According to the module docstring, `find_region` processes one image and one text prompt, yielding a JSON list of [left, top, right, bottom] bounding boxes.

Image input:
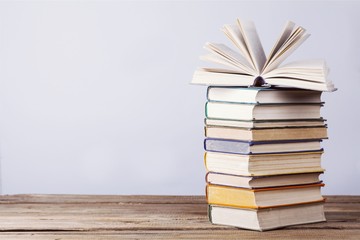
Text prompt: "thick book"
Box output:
[[204, 151, 324, 176], [207, 87, 323, 104], [204, 138, 323, 154], [206, 183, 324, 209], [209, 202, 326, 231], [206, 101, 322, 121], [206, 172, 323, 189], [191, 19, 336, 92], [205, 118, 326, 129], [205, 125, 328, 141]]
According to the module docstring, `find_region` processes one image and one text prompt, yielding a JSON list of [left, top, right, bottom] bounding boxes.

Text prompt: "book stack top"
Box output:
[[191, 19, 336, 92]]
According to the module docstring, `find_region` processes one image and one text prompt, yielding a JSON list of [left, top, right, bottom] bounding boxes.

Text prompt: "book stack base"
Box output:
[[203, 87, 328, 231]]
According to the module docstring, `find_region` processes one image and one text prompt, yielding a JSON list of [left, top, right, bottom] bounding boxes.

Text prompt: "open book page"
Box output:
[[263, 60, 328, 83], [237, 19, 266, 74], [265, 77, 335, 91], [262, 32, 310, 74], [192, 68, 254, 86], [204, 42, 256, 74], [200, 54, 245, 72], [222, 24, 254, 70], [192, 19, 336, 92], [200, 54, 254, 75], [262, 21, 296, 72], [192, 68, 336, 91]]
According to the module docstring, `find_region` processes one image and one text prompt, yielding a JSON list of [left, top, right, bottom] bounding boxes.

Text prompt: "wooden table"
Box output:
[[0, 195, 358, 239]]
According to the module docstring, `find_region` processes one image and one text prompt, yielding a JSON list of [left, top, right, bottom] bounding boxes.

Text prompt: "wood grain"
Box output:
[[0, 195, 358, 239]]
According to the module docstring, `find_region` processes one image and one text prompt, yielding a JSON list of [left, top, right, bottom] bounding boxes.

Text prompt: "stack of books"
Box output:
[[204, 87, 327, 231], [192, 20, 336, 231]]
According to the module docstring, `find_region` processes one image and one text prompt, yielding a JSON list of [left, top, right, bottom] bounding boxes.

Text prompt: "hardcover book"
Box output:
[[207, 87, 323, 104], [205, 101, 322, 121], [206, 172, 323, 189], [204, 151, 324, 176], [206, 183, 324, 209], [209, 202, 326, 231], [204, 138, 323, 154], [205, 118, 326, 129], [205, 125, 328, 141]]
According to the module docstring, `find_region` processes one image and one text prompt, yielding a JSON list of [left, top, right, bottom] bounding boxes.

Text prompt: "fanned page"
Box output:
[[203, 42, 256, 74], [237, 19, 266, 74], [262, 27, 309, 74], [262, 21, 296, 72], [222, 24, 254, 70]]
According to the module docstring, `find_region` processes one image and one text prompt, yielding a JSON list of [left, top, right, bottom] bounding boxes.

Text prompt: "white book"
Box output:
[[205, 101, 322, 121], [192, 19, 336, 92], [209, 202, 326, 231]]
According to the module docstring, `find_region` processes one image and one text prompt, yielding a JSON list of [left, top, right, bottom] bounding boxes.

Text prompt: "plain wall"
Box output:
[[0, 1, 358, 195]]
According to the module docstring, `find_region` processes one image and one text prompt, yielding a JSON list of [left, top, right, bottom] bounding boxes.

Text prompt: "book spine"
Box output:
[[204, 152, 208, 171], [206, 86, 211, 101], [208, 205, 213, 224], [205, 102, 209, 118]]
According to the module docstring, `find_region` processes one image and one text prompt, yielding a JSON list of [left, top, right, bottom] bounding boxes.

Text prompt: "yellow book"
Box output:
[[206, 183, 324, 209]]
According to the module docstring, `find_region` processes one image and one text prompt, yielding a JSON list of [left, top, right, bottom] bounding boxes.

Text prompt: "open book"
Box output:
[[192, 19, 336, 92]]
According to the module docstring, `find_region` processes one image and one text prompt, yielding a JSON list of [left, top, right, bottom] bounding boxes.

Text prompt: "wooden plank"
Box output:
[[0, 230, 359, 240], [325, 195, 360, 203], [0, 194, 358, 204], [0, 202, 358, 231], [0, 195, 358, 239], [0, 194, 207, 204]]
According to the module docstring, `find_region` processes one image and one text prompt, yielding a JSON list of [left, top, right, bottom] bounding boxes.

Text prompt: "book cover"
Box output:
[[204, 138, 323, 154], [205, 171, 323, 189], [207, 86, 323, 104], [205, 101, 323, 121], [209, 202, 326, 231], [206, 183, 325, 209], [204, 125, 328, 141]]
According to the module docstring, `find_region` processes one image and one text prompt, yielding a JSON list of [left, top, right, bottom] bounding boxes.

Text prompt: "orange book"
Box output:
[[206, 183, 324, 209]]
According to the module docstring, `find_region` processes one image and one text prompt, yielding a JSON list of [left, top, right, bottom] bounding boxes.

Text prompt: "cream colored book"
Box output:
[[205, 101, 322, 121], [205, 125, 328, 141], [205, 118, 326, 128], [206, 172, 323, 189], [204, 151, 324, 176], [209, 202, 326, 231], [192, 19, 336, 92]]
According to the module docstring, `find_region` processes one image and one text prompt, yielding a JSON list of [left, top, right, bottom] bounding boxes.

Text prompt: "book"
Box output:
[[204, 151, 324, 176], [206, 183, 324, 209], [205, 125, 328, 141], [206, 101, 322, 121], [206, 172, 323, 189], [205, 118, 326, 128], [209, 202, 326, 231], [207, 87, 322, 104], [204, 138, 322, 155], [191, 19, 336, 92]]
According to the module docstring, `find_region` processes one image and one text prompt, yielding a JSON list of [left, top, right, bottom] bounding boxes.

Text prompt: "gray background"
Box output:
[[0, 1, 358, 195]]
